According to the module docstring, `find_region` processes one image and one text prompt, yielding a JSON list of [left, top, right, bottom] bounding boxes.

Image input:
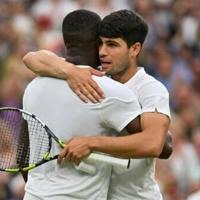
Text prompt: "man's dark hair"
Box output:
[[62, 9, 101, 67], [62, 9, 101, 48], [98, 10, 148, 47]]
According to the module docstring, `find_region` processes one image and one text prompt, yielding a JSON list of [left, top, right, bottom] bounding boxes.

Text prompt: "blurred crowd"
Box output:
[[0, 0, 200, 200]]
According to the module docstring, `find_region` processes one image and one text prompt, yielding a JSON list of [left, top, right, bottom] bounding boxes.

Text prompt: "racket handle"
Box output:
[[74, 153, 130, 174], [75, 161, 96, 174], [85, 153, 130, 168]]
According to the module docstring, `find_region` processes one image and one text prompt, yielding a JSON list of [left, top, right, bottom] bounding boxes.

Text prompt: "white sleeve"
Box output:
[[139, 82, 171, 118], [99, 97, 141, 132]]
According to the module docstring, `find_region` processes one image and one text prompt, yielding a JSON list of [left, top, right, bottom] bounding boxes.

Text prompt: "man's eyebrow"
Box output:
[[104, 39, 118, 43], [105, 40, 120, 46], [98, 37, 119, 44]]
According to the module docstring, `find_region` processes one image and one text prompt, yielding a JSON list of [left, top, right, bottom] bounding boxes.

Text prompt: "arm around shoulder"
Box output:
[[23, 50, 74, 79], [23, 50, 105, 103]]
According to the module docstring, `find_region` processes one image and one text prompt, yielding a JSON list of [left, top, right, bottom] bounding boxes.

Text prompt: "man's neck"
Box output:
[[112, 64, 138, 84], [66, 48, 99, 67]]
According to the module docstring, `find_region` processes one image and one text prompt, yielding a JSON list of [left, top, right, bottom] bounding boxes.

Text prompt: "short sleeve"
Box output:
[[139, 82, 170, 117], [141, 95, 171, 117], [99, 97, 141, 132]]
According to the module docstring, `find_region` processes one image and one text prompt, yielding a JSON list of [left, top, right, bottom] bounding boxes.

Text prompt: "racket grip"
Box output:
[[75, 161, 96, 174], [85, 153, 130, 168]]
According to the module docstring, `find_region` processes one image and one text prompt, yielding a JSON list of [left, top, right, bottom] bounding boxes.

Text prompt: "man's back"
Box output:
[[23, 75, 141, 200]]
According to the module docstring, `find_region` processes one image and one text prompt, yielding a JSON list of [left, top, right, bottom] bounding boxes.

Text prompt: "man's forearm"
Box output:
[[62, 129, 169, 165], [23, 50, 75, 79], [91, 114, 169, 158], [23, 50, 105, 103], [89, 132, 163, 158], [88, 132, 172, 159]]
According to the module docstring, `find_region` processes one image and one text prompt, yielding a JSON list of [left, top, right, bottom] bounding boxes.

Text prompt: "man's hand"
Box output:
[[58, 137, 94, 165], [23, 50, 105, 103], [67, 67, 105, 103]]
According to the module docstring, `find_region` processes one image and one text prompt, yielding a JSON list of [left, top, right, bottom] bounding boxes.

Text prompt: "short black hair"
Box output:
[[98, 9, 148, 47], [62, 9, 101, 48]]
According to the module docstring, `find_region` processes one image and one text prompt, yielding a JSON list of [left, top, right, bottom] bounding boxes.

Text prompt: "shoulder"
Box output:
[[137, 70, 169, 98], [28, 76, 65, 84], [24, 77, 68, 97], [143, 77, 169, 96], [26, 77, 66, 89], [93, 75, 137, 101], [135, 70, 170, 116], [126, 67, 169, 96]]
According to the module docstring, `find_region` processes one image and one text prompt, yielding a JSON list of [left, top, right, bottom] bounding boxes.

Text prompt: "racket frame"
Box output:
[[0, 107, 130, 173]]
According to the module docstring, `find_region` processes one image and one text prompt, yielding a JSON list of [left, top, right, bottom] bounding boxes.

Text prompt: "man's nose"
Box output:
[[99, 44, 107, 57]]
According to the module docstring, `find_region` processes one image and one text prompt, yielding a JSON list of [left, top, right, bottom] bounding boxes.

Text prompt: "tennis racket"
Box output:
[[0, 107, 130, 174]]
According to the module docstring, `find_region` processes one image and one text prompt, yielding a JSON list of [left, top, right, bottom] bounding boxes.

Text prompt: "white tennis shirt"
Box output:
[[108, 67, 171, 200], [23, 73, 141, 200]]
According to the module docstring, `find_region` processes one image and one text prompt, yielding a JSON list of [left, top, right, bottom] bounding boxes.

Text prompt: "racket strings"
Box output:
[[27, 115, 50, 164], [0, 110, 19, 169], [0, 109, 50, 170]]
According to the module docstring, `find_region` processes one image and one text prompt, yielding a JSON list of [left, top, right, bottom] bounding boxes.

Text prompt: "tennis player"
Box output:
[[23, 10, 172, 200], [23, 10, 142, 200]]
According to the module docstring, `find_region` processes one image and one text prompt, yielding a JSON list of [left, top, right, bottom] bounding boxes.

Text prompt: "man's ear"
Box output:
[[129, 42, 142, 58]]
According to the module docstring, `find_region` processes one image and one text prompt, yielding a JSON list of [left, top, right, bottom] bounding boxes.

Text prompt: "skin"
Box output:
[[58, 37, 170, 164], [23, 37, 171, 165], [99, 37, 139, 83], [23, 50, 105, 103]]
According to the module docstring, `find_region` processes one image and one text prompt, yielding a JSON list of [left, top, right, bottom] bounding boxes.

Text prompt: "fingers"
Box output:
[[90, 68, 105, 77], [89, 68, 105, 99], [75, 86, 101, 103], [75, 82, 104, 103], [58, 146, 68, 164], [75, 89, 89, 103], [58, 147, 85, 166], [80, 86, 100, 103], [90, 80, 105, 100], [67, 67, 105, 103], [58, 147, 79, 165], [65, 150, 82, 166]]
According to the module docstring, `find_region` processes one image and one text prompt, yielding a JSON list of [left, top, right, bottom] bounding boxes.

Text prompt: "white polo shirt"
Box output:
[[23, 73, 141, 200], [108, 67, 170, 200]]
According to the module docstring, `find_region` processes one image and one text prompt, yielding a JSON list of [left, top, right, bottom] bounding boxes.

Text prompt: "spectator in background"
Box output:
[[153, 51, 174, 92], [157, 114, 200, 200], [191, 127, 200, 166], [169, 114, 192, 198], [191, 57, 200, 97], [0, 173, 13, 200], [187, 125, 200, 200], [172, 44, 194, 85], [0, 0, 200, 200], [171, 82, 200, 139]]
